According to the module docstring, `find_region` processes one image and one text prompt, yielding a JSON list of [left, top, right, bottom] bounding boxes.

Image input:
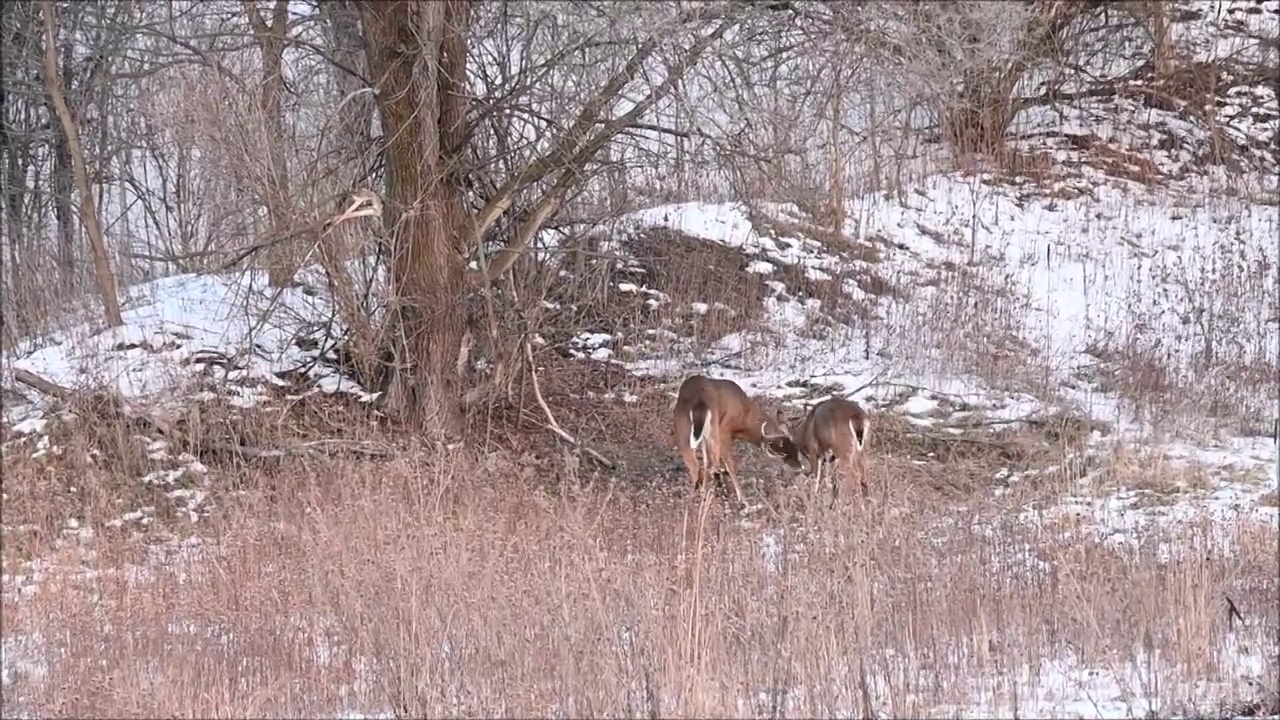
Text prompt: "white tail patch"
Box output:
[[689, 409, 705, 450], [850, 419, 864, 450]]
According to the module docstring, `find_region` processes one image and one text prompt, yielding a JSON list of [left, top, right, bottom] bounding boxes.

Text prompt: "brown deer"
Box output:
[[672, 375, 798, 505], [779, 397, 871, 505]]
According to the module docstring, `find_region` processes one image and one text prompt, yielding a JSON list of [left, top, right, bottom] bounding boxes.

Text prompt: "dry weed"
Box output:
[[3, 440, 1275, 718]]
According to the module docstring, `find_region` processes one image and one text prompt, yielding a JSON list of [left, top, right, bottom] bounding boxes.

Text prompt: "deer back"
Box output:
[[797, 397, 868, 458], [676, 375, 784, 444]]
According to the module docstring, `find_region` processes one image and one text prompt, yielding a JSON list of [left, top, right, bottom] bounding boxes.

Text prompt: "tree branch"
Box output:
[[477, 12, 741, 283], [470, 4, 740, 248]]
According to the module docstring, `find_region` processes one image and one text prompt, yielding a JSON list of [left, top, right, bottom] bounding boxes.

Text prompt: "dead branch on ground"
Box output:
[[523, 338, 615, 469], [10, 367, 394, 463]]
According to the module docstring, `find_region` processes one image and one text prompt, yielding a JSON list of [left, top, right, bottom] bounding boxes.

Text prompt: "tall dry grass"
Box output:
[[3, 441, 1275, 719]]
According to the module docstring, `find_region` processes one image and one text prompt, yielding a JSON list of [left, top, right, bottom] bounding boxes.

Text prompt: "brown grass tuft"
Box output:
[[4, 431, 1275, 718]]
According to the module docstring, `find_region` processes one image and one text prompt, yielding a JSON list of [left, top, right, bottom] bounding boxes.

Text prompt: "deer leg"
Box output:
[[703, 432, 726, 497], [814, 450, 824, 507], [719, 442, 747, 506], [704, 431, 726, 486], [857, 448, 880, 506], [833, 453, 852, 503], [854, 448, 870, 500], [829, 454, 843, 509]]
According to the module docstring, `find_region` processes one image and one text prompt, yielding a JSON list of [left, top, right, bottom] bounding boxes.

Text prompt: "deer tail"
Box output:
[[689, 401, 710, 449], [850, 418, 867, 450]]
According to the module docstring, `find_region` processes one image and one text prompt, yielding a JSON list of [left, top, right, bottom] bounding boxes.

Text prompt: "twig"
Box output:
[[523, 338, 615, 469], [843, 367, 892, 398], [697, 347, 748, 368], [1226, 595, 1245, 630]]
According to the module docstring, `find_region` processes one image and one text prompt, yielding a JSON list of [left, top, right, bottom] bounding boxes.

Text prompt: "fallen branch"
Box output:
[[523, 338, 615, 469], [293, 439, 397, 458], [697, 348, 748, 369], [854, 380, 973, 402], [902, 430, 1016, 448], [12, 367, 73, 400], [9, 367, 392, 464], [844, 368, 892, 398], [955, 416, 1035, 427]]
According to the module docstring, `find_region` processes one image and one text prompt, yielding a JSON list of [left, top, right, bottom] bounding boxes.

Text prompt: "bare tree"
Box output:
[[1, 1, 38, 339], [356, 1, 747, 434], [38, 0, 122, 328], [318, 0, 375, 191], [357, 0, 473, 435], [243, 0, 297, 287], [4, 0, 1271, 443], [1145, 0, 1175, 77]]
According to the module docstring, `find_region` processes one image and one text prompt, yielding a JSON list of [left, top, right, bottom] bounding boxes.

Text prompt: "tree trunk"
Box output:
[[244, 0, 296, 288], [359, 0, 471, 439], [826, 69, 846, 238], [320, 0, 374, 192], [944, 67, 1019, 156], [39, 0, 122, 328], [1, 2, 31, 333], [49, 40, 75, 291], [942, 1, 1089, 159], [1148, 1, 1174, 78]]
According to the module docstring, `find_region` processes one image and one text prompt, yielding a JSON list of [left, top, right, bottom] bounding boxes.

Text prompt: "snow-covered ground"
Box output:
[[4, 173, 1276, 717], [4, 1, 1278, 711]]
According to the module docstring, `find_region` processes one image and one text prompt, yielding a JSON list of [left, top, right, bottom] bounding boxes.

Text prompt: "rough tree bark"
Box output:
[[354, 2, 738, 434], [38, 0, 123, 328], [243, 0, 297, 288], [826, 67, 846, 238], [358, 0, 472, 438]]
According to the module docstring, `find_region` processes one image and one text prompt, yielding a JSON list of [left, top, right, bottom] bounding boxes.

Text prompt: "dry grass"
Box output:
[[623, 228, 772, 346], [3, 427, 1276, 719]]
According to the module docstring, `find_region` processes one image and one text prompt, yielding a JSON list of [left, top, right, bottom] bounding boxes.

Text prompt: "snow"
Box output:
[[3, 269, 376, 424], [13, 177, 1274, 717], [9, 418, 47, 435], [5, 167, 1278, 714], [936, 637, 1272, 719], [615, 176, 1277, 430], [4, 4, 1279, 713]]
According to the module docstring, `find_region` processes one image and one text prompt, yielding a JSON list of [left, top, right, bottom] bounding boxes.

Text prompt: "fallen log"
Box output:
[[12, 367, 73, 400]]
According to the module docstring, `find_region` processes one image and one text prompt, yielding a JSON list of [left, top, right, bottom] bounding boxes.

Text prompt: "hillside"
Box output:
[[2, 1, 1279, 717]]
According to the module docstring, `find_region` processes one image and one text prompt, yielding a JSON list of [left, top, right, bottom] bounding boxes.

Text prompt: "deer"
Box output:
[[778, 396, 871, 506], [672, 375, 799, 506]]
